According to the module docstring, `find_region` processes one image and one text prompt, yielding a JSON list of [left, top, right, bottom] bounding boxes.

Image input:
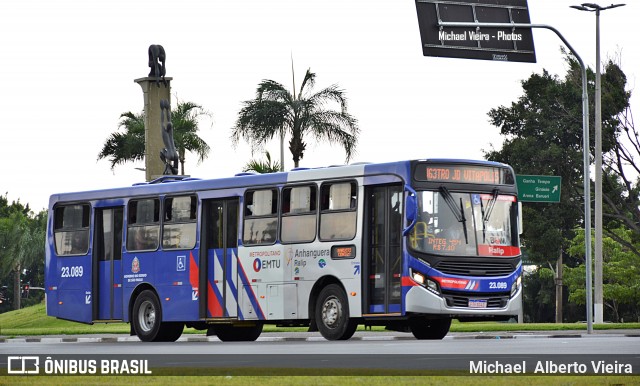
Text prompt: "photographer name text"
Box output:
[[439, 31, 522, 41], [470, 359, 632, 374]]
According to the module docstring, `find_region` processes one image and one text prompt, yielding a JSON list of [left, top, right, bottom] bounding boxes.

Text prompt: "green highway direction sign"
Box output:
[[516, 175, 561, 203]]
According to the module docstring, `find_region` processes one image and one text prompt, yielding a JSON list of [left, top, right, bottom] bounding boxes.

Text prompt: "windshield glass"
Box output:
[[410, 190, 519, 257]]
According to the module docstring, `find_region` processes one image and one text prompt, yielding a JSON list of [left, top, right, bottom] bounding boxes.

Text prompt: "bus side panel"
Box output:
[[289, 243, 362, 319], [53, 255, 93, 323], [156, 249, 200, 321], [121, 249, 200, 322]]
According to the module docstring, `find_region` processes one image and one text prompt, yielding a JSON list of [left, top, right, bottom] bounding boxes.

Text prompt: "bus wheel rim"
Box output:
[[322, 296, 341, 328], [138, 300, 156, 332]]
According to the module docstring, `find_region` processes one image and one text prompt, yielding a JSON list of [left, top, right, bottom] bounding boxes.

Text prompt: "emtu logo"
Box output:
[[253, 258, 262, 272]]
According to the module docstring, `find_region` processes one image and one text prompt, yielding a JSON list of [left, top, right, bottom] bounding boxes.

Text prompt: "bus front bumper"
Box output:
[[405, 284, 522, 317]]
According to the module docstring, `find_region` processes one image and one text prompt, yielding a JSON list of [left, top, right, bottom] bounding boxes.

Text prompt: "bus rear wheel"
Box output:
[[315, 284, 357, 341], [133, 290, 183, 342], [212, 323, 263, 342], [409, 316, 451, 340]]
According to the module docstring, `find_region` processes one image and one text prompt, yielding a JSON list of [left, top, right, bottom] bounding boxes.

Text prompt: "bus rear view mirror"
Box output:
[[518, 202, 523, 235], [403, 185, 418, 236]]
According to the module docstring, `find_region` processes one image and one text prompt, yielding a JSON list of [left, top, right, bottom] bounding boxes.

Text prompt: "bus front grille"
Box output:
[[435, 260, 515, 277]]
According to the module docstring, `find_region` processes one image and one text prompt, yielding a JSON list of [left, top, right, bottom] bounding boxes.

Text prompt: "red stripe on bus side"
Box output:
[[401, 276, 420, 287], [189, 251, 198, 289], [207, 282, 223, 317]]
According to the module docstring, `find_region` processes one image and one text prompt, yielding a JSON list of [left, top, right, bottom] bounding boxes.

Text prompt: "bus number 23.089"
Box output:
[[61, 266, 84, 278], [489, 281, 507, 289]]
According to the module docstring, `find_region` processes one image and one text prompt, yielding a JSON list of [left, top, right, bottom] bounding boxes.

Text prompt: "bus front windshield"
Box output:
[[410, 189, 519, 257]]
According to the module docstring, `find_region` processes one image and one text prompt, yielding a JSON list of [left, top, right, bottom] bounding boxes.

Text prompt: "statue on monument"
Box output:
[[160, 99, 178, 175], [148, 44, 167, 86]]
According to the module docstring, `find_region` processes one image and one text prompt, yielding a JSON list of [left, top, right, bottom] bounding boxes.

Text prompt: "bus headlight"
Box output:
[[412, 271, 425, 285], [426, 278, 440, 295], [511, 275, 522, 297], [411, 269, 441, 295]]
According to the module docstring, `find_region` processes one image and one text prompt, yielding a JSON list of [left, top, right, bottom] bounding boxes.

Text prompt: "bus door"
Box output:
[[363, 184, 403, 314], [93, 207, 124, 321], [200, 198, 239, 319]]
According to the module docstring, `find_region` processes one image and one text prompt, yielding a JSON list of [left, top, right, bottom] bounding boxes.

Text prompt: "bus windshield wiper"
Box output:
[[438, 186, 468, 244], [480, 189, 499, 243], [483, 189, 499, 223]]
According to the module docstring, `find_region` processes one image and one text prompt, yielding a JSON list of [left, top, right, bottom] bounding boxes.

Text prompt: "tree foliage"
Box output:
[[565, 228, 640, 322], [98, 100, 211, 175], [485, 54, 631, 265], [0, 194, 46, 311], [243, 151, 281, 174], [232, 68, 359, 169], [484, 53, 634, 322]]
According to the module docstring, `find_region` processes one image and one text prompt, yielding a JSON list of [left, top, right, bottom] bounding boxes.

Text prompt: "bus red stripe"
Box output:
[[207, 282, 223, 317], [189, 252, 198, 289], [401, 276, 419, 287]]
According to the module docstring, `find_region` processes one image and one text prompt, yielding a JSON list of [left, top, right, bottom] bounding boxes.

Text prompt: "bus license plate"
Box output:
[[469, 299, 487, 308]]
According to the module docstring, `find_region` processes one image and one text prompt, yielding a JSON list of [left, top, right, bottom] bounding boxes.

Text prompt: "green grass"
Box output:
[[1, 303, 638, 337]]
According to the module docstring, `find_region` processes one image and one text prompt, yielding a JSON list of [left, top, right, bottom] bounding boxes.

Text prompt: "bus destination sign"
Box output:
[[414, 164, 514, 185]]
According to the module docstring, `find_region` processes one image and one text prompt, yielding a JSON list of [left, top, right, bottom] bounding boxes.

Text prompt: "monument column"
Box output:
[[134, 77, 172, 181]]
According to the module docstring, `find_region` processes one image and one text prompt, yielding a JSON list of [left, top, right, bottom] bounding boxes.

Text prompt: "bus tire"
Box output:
[[157, 322, 184, 342], [409, 317, 451, 340], [214, 323, 263, 342], [315, 284, 357, 341], [132, 290, 163, 342]]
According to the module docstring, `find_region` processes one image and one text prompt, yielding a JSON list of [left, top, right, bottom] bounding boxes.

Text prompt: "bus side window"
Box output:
[[162, 195, 197, 249], [281, 185, 317, 243], [53, 204, 91, 256], [243, 189, 278, 246], [127, 198, 160, 251], [319, 181, 357, 241]]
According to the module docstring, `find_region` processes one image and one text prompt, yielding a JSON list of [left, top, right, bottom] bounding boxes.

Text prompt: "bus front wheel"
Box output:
[[315, 284, 357, 341], [409, 316, 452, 340]]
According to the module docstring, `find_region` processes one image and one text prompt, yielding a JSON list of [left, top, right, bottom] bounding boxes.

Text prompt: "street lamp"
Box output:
[[571, 3, 626, 325]]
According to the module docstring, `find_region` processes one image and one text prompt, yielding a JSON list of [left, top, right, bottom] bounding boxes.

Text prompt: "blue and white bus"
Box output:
[[45, 158, 522, 341]]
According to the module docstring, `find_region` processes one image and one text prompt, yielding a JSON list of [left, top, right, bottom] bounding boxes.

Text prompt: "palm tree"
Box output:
[[170, 101, 212, 175], [242, 151, 281, 174], [98, 101, 211, 175], [98, 112, 146, 170], [232, 68, 359, 169]]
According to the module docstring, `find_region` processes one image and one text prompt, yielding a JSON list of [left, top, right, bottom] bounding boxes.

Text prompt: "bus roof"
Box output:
[[48, 158, 510, 207]]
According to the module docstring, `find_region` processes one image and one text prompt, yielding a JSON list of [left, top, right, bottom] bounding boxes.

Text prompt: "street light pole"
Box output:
[[571, 3, 626, 325]]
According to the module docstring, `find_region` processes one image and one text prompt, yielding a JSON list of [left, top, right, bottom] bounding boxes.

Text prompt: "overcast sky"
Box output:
[[1, 0, 638, 212]]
